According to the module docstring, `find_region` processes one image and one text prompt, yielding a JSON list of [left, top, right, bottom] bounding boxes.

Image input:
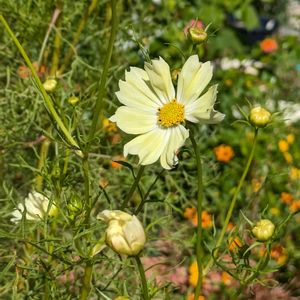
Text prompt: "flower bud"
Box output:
[[98, 210, 146, 256], [43, 79, 57, 92], [188, 27, 208, 43], [249, 106, 271, 128], [68, 96, 80, 105], [252, 219, 275, 241]]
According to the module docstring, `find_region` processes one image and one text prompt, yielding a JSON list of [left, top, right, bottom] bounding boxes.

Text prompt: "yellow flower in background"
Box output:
[[187, 294, 205, 300], [270, 207, 280, 216], [110, 55, 224, 169], [11, 191, 57, 222], [103, 118, 118, 133], [183, 207, 212, 228], [213, 144, 234, 163], [278, 139, 289, 153], [251, 177, 263, 193], [290, 167, 300, 180], [287, 134, 295, 144], [283, 152, 293, 163]]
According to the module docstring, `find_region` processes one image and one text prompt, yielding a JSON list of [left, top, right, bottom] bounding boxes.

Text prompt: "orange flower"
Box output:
[[221, 271, 233, 286], [214, 144, 234, 163], [270, 245, 288, 265], [188, 261, 198, 287], [184, 207, 197, 219], [228, 237, 242, 252], [289, 200, 300, 213], [111, 155, 125, 169], [278, 139, 289, 153], [280, 192, 293, 205], [260, 38, 278, 53], [191, 211, 212, 228], [187, 294, 205, 300], [226, 222, 235, 232]]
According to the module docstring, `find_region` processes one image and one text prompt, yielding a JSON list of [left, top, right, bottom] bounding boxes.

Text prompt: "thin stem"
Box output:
[[59, 0, 99, 74], [121, 165, 145, 210], [87, 0, 118, 146], [0, 15, 80, 152], [204, 129, 259, 275], [134, 256, 149, 300], [82, 153, 91, 224], [80, 261, 94, 300], [190, 133, 204, 299]]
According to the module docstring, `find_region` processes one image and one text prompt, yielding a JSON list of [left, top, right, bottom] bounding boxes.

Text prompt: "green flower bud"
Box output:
[[249, 106, 271, 128], [43, 79, 57, 92], [98, 210, 146, 256], [188, 27, 208, 43], [252, 219, 275, 241]]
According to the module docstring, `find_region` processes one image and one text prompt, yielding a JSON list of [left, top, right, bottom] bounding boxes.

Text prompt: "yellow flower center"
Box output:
[[158, 99, 184, 127]]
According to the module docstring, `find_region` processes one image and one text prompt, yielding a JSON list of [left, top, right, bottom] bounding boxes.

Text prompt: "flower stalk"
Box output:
[[204, 128, 259, 275], [134, 256, 149, 300], [80, 261, 94, 300], [190, 132, 204, 299]]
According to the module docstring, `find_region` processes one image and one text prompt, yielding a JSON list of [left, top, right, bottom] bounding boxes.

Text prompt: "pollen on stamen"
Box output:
[[158, 99, 185, 127]]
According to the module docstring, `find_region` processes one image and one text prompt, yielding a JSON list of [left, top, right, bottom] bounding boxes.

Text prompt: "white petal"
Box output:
[[185, 84, 218, 122], [160, 125, 189, 169], [124, 128, 169, 166], [116, 67, 162, 111], [110, 106, 157, 134], [177, 55, 213, 104], [145, 57, 175, 103]]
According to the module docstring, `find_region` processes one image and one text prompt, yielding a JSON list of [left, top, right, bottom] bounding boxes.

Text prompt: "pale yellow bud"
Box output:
[[252, 219, 275, 241], [43, 79, 57, 92], [98, 210, 146, 256], [249, 106, 271, 128], [68, 96, 80, 105], [188, 27, 208, 43]]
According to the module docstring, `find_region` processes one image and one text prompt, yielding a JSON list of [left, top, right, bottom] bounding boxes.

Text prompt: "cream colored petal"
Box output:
[[185, 84, 219, 123], [145, 57, 175, 103], [110, 106, 157, 134], [11, 209, 23, 223], [124, 128, 169, 166], [160, 125, 189, 169], [108, 234, 131, 255], [116, 67, 162, 111], [177, 55, 213, 104]]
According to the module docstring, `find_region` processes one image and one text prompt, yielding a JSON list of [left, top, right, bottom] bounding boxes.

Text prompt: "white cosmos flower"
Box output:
[[11, 191, 57, 223], [110, 55, 224, 169]]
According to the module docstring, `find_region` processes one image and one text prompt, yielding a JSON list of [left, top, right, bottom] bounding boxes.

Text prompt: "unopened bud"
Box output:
[[188, 27, 208, 43], [43, 79, 57, 92], [249, 106, 271, 128], [252, 219, 275, 241], [98, 210, 146, 256], [68, 96, 80, 105]]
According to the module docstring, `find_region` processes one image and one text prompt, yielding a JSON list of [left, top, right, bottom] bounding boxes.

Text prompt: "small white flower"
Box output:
[[11, 191, 57, 222], [110, 55, 224, 169], [98, 210, 146, 256]]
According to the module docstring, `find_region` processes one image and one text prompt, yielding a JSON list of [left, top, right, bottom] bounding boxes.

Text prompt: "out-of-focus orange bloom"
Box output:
[[228, 237, 242, 252], [111, 155, 125, 169], [278, 139, 289, 153], [103, 118, 118, 133], [17, 62, 46, 79], [287, 134, 295, 144], [251, 178, 263, 193], [280, 192, 293, 205], [283, 152, 293, 163], [214, 144, 234, 163], [188, 261, 198, 287], [187, 294, 205, 300], [184, 207, 197, 219], [184, 208, 212, 228], [221, 271, 233, 285], [260, 38, 278, 53], [289, 200, 300, 213], [290, 167, 300, 180], [270, 245, 288, 265], [226, 222, 235, 232]]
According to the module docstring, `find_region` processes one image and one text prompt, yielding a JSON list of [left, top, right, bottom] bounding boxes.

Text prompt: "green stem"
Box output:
[[80, 261, 94, 300], [87, 0, 118, 146], [190, 133, 204, 299], [0, 15, 80, 152], [204, 128, 259, 275], [134, 256, 149, 300], [59, 0, 99, 74], [82, 153, 91, 224], [121, 165, 145, 210]]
